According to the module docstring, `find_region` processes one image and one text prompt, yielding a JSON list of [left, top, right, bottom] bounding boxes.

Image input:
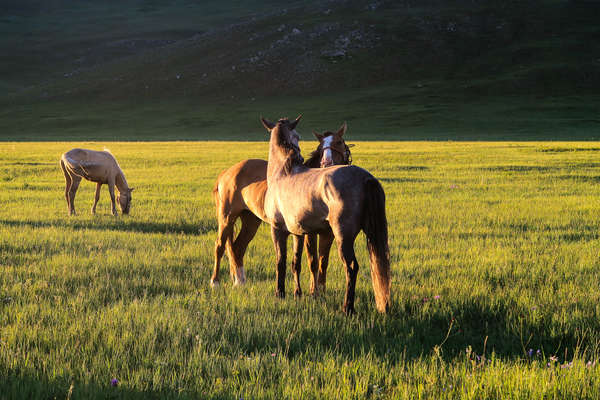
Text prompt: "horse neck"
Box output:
[[267, 129, 289, 181], [267, 145, 287, 181], [115, 170, 129, 192]]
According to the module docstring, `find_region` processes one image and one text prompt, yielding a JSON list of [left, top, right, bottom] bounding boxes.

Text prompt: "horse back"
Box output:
[[61, 148, 120, 182], [214, 159, 268, 217]]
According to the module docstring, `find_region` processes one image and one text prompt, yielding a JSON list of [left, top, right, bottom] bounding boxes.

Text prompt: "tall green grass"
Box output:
[[2, 141, 600, 398]]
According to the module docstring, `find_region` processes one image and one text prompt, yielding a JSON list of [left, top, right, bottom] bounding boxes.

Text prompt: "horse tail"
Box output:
[[362, 178, 391, 313], [212, 179, 220, 207]]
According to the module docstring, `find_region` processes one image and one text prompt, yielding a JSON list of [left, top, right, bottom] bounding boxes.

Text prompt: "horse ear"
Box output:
[[261, 116, 275, 131], [338, 121, 347, 137], [313, 130, 324, 141], [289, 114, 302, 130]]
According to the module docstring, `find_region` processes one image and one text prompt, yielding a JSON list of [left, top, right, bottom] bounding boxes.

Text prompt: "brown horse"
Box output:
[[60, 148, 133, 216], [211, 123, 352, 297], [262, 116, 390, 314]]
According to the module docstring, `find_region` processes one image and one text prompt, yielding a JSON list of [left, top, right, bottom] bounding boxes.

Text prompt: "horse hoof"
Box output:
[[233, 267, 246, 286], [294, 290, 302, 299], [233, 278, 246, 287], [210, 279, 219, 288], [343, 305, 355, 315], [275, 290, 285, 299]]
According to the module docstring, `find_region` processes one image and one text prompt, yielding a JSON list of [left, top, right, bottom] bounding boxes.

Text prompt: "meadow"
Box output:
[[2, 140, 600, 399]]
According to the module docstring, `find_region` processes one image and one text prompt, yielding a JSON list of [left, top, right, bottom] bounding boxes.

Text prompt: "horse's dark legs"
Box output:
[[291, 234, 304, 298], [317, 230, 335, 293], [337, 236, 360, 315], [227, 211, 261, 285], [271, 226, 289, 298], [91, 182, 102, 214], [304, 233, 319, 295]]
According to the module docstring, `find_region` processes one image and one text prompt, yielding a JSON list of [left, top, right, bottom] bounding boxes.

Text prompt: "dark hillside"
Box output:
[[0, 0, 599, 140]]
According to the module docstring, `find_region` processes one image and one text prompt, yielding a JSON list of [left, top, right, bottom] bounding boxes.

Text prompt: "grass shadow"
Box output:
[[0, 218, 217, 235], [0, 372, 231, 400]]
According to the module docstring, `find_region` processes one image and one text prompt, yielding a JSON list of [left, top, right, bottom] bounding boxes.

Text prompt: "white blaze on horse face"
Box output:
[[321, 135, 334, 167]]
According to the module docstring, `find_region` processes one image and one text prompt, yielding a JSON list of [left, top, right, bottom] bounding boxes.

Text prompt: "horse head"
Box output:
[[261, 115, 304, 168], [313, 122, 354, 167], [118, 187, 134, 215]]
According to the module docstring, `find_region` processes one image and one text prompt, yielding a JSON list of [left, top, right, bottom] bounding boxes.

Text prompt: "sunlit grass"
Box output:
[[2, 141, 600, 398]]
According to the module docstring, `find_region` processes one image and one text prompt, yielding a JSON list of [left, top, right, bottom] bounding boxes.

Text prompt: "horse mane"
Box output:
[[273, 120, 303, 174], [304, 144, 323, 168]]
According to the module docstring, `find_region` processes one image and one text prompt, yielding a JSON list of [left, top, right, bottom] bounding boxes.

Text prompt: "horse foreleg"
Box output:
[[304, 233, 319, 296], [317, 229, 335, 293], [91, 182, 101, 214], [291, 234, 304, 298], [107, 180, 117, 216], [271, 226, 289, 298], [336, 236, 360, 315], [229, 212, 261, 286]]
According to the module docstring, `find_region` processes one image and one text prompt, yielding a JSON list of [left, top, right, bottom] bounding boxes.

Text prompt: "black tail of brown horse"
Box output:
[[362, 178, 391, 313]]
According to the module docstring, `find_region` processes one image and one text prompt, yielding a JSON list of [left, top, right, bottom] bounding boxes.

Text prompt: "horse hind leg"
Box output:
[[211, 211, 236, 287], [228, 211, 261, 286], [60, 160, 73, 215], [330, 213, 361, 314], [291, 234, 304, 298], [317, 230, 335, 293], [68, 174, 82, 216], [304, 233, 319, 296]]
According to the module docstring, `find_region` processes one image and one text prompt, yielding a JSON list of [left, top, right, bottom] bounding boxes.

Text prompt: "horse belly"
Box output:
[[282, 204, 329, 235]]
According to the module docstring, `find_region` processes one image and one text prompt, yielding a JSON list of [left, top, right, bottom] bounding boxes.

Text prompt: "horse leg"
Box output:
[[317, 229, 335, 293], [271, 226, 289, 298], [336, 235, 360, 315], [91, 182, 101, 214], [304, 233, 319, 296], [107, 179, 117, 216], [291, 234, 304, 298], [60, 160, 73, 215], [211, 212, 236, 287], [228, 211, 261, 286], [68, 175, 82, 216]]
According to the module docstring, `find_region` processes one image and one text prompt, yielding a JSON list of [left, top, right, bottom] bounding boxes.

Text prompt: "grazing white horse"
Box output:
[[60, 148, 133, 216]]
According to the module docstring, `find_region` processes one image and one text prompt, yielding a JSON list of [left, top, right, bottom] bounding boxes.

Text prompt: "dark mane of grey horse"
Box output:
[[273, 120, 303, 175]]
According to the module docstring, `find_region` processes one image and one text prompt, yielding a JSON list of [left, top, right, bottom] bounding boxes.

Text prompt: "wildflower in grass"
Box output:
[[111, 378, 118, 387], [434, 295, 441, 300], [527, 349, 533, 357], [549, 356, 558, 362], [271, 353, 276, 357], [422, 297, 429, 302], [536, 349, 541, 356]]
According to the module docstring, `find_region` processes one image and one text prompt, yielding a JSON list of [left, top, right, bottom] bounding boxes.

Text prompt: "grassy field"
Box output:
[[2, 140, 600, 398]]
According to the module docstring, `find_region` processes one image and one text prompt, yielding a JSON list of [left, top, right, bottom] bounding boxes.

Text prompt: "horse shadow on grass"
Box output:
[[213, 275, 592, 365], [0, 218, 217, 235]]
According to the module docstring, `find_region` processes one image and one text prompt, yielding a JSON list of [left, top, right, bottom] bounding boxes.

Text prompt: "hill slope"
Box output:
[[1, 0, 599, 140]]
